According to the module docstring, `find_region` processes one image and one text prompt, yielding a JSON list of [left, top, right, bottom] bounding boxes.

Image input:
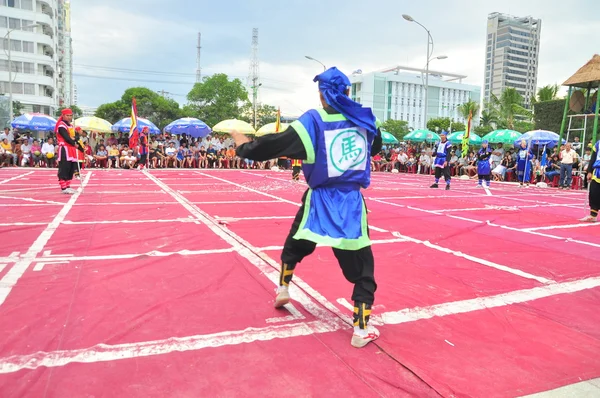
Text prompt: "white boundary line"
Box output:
[[0, 171, 34, 185], [2, 274, 599, 374], [382, 275, 600, 324], [0, 172, 93, 306]]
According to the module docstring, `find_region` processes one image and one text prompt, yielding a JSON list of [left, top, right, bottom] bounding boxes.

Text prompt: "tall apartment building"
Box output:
[[0, 0, 72, 120], [484, 12, 541, 108], [349, 66, 481, 130]]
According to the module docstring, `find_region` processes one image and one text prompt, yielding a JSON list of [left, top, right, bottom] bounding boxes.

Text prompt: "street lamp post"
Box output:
[[305, 55, 326, 71], [5, 23, 40, 125], [402, 15, 447, 129]]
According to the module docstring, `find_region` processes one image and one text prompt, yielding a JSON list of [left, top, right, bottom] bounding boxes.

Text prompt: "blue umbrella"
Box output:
[[514, 130, 564, 148], [164, 117, 211, 138], [11, 113, 57, 131], [111, 117, 160, 134]]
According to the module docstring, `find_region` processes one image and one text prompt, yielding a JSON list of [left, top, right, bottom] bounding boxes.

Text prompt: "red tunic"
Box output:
[[55, 120, 78, 162]]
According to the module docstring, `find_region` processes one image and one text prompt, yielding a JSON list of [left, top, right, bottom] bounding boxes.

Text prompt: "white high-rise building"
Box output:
[[0, 0, 72, 118], [484, 12, 541, 108], [349, 66, 481, 130]]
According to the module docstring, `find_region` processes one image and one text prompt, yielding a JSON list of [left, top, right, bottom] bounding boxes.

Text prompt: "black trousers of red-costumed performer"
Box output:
[[279, 189, 377, 328], [58, 147, 78, 190]]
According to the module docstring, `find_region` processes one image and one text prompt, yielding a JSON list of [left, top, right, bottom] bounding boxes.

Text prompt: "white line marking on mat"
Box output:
[[523, 223, 600, 232], [381, 275, 600, 324], [391, 231, 553, 284], [0, 171, 34, 185], [0, 172, 92, 306]]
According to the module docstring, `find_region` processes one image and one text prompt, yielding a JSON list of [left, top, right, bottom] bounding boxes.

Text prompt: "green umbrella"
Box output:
[[404, 129, 440, 143], [381, 130, 399, 144], [482, 129, 522, 145], [447, 131, 482, 146]]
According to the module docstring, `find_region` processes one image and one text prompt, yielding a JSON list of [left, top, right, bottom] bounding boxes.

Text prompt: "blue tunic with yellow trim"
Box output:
[[290, 108, 376, 250]]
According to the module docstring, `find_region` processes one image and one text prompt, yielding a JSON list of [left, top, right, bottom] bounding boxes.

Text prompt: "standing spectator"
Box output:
[[559, 143, 577, 189]]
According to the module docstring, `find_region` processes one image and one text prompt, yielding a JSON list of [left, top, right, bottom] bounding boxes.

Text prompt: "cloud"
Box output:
[[71, 0, 600, 121]]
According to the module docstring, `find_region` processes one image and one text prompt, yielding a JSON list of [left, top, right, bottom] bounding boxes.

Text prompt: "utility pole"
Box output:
[[196, 32, 202, 83], [248, 28, 260, 129]]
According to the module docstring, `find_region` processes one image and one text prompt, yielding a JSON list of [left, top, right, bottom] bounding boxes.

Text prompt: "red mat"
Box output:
[[1, 169, 599, 397]]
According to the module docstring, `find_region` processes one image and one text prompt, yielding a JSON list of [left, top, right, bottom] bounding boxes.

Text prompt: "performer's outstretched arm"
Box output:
[[235, 127, 307, 161]]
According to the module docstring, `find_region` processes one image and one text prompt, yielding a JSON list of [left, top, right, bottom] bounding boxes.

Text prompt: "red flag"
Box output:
[[129, 98, 139, 149]]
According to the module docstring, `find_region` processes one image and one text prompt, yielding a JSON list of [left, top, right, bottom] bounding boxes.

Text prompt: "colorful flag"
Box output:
[[275, 107, 281, 133], [129, 97, 139, 149], [461, 110, 472, 157]]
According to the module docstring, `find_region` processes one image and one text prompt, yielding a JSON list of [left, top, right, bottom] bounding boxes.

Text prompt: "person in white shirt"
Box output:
[[42, 138, 56, 167], [559, 143, 577, 189], [20, 140, 31, 166]]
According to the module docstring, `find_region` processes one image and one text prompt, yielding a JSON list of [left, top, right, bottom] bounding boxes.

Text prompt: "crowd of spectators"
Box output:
[[0, 127, 592, 189]]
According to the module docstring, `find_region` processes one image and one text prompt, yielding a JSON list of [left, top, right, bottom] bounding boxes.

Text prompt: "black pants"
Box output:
[[139, 153, 148, 165], [434, 166, 451, 183], [590, 180, 600, 214], [478, 174, 491, 182], [280, 190, 377, 305], [292, 166, 301, 180], [57, 148, 77, 181]]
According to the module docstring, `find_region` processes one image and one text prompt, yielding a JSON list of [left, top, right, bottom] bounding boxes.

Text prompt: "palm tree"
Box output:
[[480, 110, 499, 127], [457, 100, 480, 120], [490, 88, 532, 130], [532, 84, 559, 104]]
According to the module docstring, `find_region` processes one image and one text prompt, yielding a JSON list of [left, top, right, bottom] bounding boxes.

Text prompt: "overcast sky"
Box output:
[[72, 0, 598, 118]]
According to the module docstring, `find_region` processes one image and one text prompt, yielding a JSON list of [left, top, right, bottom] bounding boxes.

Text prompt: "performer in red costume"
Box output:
[[55, 108, 84, 194]]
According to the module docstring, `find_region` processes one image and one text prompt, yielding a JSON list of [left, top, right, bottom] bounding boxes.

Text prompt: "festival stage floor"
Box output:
[[0, 168, 599, 398]]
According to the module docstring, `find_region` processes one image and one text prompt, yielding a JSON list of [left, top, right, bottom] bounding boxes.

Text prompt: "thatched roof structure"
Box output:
[[563, 54, 600, 88]]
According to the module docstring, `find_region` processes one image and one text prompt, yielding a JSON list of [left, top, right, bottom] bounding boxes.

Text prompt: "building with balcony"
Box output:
[[484, 12, 541, 108], [349, 66, 481, 130], [0, 0, 73, 119]]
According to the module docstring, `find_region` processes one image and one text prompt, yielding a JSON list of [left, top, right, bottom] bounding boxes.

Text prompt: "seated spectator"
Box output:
[[95, 145, 108, 168], [42, 138, 56, 168], [108, 144, 120, 168], [31, 140, 42, 167], [20, 138, 32, 167]]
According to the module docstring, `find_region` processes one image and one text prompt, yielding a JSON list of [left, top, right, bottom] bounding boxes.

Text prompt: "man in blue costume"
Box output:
[[231, 67, 382, 348], [430, 131, 452, 190], [516, 139, 533, 187], [477, 140, 493, 188]]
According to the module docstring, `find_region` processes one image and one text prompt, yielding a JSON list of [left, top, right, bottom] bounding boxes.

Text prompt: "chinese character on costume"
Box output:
[[55, 108, 84, 194], [581, 140, 600, 222], [477, 140, 493, 188], [516, 139, 533, 187], [430, 131, 452, 190], [232, 67, 383, 348]]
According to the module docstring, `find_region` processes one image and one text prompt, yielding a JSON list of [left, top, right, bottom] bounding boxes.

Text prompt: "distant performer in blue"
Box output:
[[477, 140, 493, 188], [231, 67, 383, 348], [516, 139, 534, 187], [430, 131, 452, 190]]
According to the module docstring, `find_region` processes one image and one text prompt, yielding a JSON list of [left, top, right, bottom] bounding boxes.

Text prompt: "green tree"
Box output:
[[381, 119, 409, 140], [532, 84, 559, 104], [56, 105, 83, 119], [489, 88, 532, 130], [95, 87, 181, 128], [457, 100, 480, 120], [13, 101, 24, 117], [241, 103, 278, 128], [186, 74, 250, 127], [426, 117, 465, 133], [479, 110, 498, 128]]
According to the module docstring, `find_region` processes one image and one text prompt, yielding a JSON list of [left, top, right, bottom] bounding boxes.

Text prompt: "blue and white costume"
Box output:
[[431, 131, 452, 189], [477, 141, 493, 187], [516, 140, 534, 185]]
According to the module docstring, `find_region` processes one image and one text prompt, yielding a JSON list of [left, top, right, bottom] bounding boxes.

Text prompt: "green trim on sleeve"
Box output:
[[290, 120, 315, 164], [316, 108, 347, 122]]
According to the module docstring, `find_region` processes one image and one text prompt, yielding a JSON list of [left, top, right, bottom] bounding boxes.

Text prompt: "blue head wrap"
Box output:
[[314, 67, 377, 133], [482, 140, 489, 144], [440, 131, 448, 136]]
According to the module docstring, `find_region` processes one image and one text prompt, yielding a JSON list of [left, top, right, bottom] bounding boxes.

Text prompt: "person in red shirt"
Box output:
[[55, 109, 84, 193]]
